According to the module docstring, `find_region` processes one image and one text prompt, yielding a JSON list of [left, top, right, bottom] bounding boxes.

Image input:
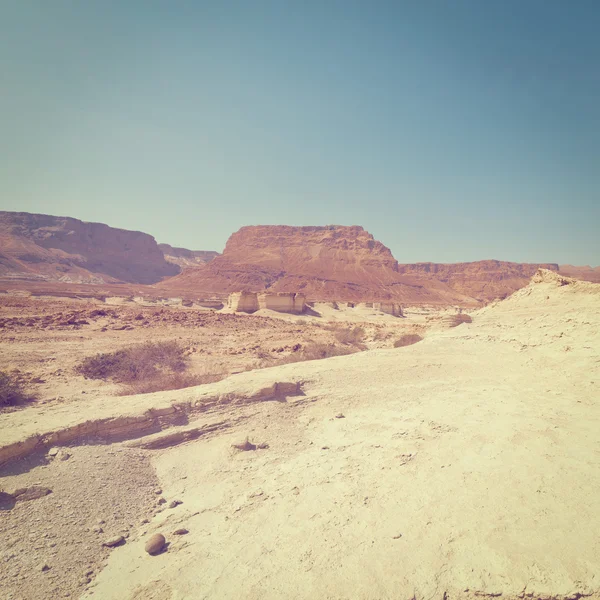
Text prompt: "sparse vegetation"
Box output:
[[77, 341, 188, 384], [77, 341, 227, 395], [333, 325, 366, 346], [0, 370, 34, 408], [393, 334, 423, 348], [258, 341, 356, 369]]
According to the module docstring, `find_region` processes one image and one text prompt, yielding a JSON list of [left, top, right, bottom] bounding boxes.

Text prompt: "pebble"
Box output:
[[102, 536, 124, 548], [172, 529, 188, 535], [168, 499, 182, 509]]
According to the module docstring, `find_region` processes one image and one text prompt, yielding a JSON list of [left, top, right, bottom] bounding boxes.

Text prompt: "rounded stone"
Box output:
[[144, 533, 166, 555], [102, 535, 124, 548]]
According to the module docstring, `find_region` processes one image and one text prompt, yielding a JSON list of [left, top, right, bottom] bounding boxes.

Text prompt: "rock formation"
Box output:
[[228, 291, 306, 314], [258, 292, 306, 313], [372, 302, 403, 317], [158, 244, 219, 269], [159, 225, 478, 305], [2, 213, 596, 306], [0, 212, 179, 284], [227, 292, 260, 313]]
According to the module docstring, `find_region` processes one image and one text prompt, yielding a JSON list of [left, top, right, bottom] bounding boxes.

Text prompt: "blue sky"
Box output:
[[1, 1, 598, 264]]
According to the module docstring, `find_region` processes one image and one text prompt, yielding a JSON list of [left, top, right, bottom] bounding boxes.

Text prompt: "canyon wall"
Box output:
[[0, 212, 180, 284]]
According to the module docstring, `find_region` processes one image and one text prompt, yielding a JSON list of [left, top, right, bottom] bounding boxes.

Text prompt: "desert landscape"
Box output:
[[2, 2, 599, 598], [0, 210, 598, 600]]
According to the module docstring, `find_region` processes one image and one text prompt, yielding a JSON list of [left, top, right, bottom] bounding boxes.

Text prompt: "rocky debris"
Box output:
[[144, 533, 166, 555], [232, 438, 269, 452], [335, 413, 345, 419], [172, 529, 189, 535], [168, 499, 182, 509], [0, 446, 159, 600]]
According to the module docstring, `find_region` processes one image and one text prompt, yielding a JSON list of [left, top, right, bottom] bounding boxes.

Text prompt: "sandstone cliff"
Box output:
[[0, 212, 179, 284]]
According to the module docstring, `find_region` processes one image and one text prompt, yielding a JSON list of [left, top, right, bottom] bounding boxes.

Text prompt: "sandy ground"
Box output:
[[0, 295, 429, 408], [1, 271, 599, 599]]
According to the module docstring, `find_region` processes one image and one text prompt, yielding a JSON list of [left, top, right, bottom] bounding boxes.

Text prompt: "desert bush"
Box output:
[[0, 371, 34, 407], [258, 342, 356, 369], [393, 334, 423, 348], [77, 341, 187, 383], [333, 326, 365, 346]]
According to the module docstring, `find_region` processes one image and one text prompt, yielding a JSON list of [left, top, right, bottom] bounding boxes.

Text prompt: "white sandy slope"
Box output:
[[7, 270, 600, 600]]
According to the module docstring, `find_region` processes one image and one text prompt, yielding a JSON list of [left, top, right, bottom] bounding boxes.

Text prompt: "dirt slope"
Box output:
[[1, 270, 598, 599]]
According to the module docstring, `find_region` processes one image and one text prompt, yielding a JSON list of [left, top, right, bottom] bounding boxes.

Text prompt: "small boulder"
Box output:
[[168, 499, 182, 509], [145, 533, 166, 555], [12, 486, 52, 502], [102, 536, 124, 548]]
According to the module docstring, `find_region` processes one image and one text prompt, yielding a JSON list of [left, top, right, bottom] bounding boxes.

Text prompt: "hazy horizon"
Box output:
[[1, 1, 599, 265]]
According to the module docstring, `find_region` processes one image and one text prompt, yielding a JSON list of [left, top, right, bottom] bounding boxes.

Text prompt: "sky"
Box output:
[[1, 0, 598, 265]]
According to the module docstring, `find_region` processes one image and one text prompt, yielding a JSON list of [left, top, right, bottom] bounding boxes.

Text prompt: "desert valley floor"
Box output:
[[0, 270, 599, 600]]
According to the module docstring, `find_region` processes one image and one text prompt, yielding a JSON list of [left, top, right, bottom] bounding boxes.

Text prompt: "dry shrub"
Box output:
[[333, 326, 366, 346], [259, 342, 356, 369], [393, 334, 423, 348], [77, 341, 187, 383], [0, 371, 34, 408], [77, 341, 226, 395]]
